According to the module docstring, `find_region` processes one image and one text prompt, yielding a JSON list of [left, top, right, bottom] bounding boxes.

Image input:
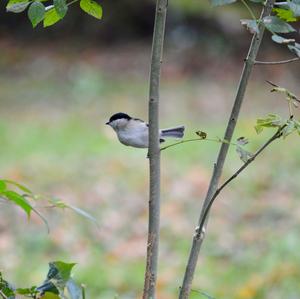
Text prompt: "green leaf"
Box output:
[[278, 1, 300, 17], [3, 179, 32, 194], [2, 190, 32, 217], [43, 8, 62, 27], [273, 8, 297, 22], [79, 0, 102, 19], [255, 113, 283, 134], [249, 0, 264, 2], [53, 261, 76, 281], [271, 34, 295, 44], [40, 293, 60, 299], [54, 0, 68, 18], [0, 180, 6, 192], [28, 1, 45, 27], [16, 287, 37, 296], [240, 19, 259, 34], [211, 0, 236, 6], [6, 0, 30, 13], [263, 16, 296, 33], [288, 43, 300, 57]]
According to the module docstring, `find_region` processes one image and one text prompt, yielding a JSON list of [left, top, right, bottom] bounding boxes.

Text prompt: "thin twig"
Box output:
[[160, 138, 235, 151], [198, 126, 284, 234], [67, 0, 79, 7], [266, 80, 300, 104], [255, 57, 299, 65], [179, 1, 275, 298], [241, 0, 257, 21], [143, 0, 168, 298]]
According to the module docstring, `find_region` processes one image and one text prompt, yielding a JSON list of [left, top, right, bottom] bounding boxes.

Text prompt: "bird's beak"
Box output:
[[105, 122, 110, 125]]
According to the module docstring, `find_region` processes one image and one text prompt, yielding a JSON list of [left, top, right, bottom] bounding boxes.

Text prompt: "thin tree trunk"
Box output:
[[179, 1, 275, 298], [143, 0, 168, 298]]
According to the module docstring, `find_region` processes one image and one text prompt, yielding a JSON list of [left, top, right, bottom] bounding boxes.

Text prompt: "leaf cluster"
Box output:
[[0, 261, 84, 299], [0, 179, 98, 230], [235, 83, 300, 163], [212, 0, 300, 58], [0, 179, 41, 219], [6, 0, 102, 28]]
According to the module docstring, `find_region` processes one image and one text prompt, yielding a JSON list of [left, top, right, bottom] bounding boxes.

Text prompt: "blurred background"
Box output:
[[1, 0, 300, 298]]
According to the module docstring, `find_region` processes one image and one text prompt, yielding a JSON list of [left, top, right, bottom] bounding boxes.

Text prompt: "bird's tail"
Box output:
[[161, 126, 185, 138]]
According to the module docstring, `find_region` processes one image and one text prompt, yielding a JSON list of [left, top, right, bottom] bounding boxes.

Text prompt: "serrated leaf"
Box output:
[[273, 8, 297, 22], [271, 34, 295, 44], [28, 1, 45, 27], [255, 113, 283, 134], [80, 0, 102, 19], [6, 0, 30, 13], [211, 0, 237, 6], [43, 8, 62, 27], [0, 180, 6, 192], [288, 43, 300, 57], [263, 16, 296, 33], [54, 0, 67, 18], [2, 190, 32, 216], [240, 19, 259, 34]]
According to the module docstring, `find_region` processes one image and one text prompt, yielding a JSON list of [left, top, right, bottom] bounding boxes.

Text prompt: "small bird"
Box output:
[[106, 112, 185, 148]]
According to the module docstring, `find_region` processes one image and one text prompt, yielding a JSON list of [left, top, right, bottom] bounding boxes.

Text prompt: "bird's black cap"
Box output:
[[106, 112, 131, 125]]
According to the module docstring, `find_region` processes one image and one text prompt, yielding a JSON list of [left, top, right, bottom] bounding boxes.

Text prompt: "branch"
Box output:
[[255, 57, 300, 65], [179, 1, 275, 298], [143, 0, 168, 298], [160, 137, 235, 152], [198, 127, 284, 235]]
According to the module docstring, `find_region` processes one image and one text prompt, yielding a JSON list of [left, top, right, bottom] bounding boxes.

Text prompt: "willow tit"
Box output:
[[106, 112, 185, 148]]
